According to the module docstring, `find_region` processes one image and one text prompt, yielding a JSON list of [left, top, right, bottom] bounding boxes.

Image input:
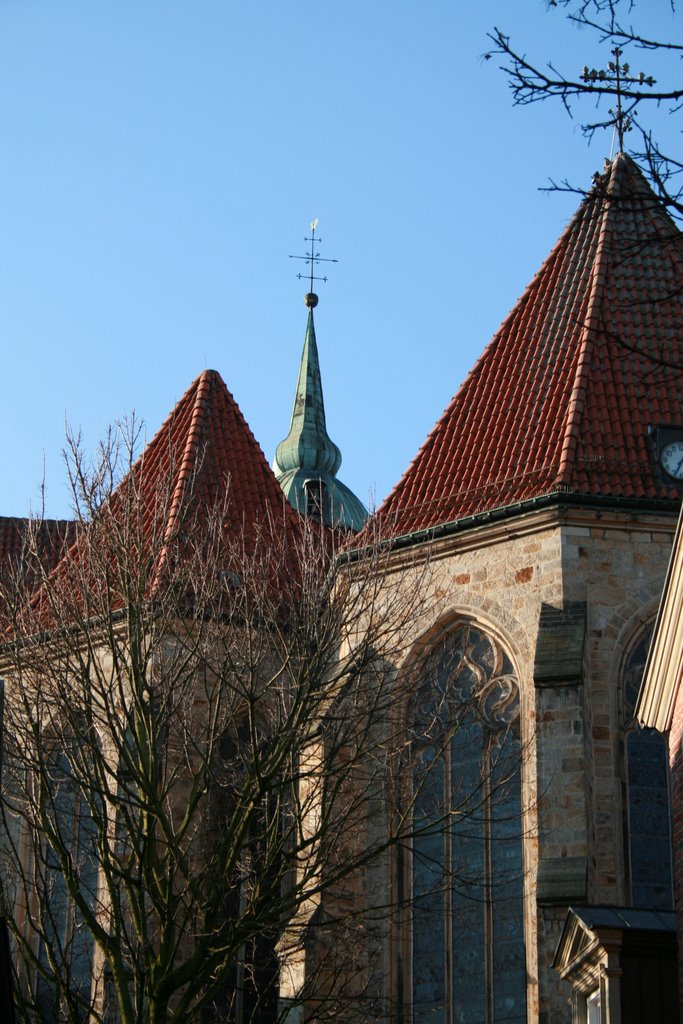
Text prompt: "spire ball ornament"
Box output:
[[304, 292, 319, 308]]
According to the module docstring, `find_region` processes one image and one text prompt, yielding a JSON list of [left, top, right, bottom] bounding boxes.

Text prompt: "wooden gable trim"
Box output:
[[638, 507, 683, 732]]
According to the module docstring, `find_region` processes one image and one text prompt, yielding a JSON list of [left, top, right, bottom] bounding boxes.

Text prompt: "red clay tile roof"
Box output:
[[0, 517, 76, 580], [3, 369, 298, 585], [6, 372, 303, 626], [128, 368, 301, 548], [376, 154, 683, 538]]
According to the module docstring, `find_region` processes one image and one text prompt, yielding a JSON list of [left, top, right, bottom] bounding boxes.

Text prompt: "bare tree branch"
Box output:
[[487, 1, 683, 214], [0, 420, 531, 1024]]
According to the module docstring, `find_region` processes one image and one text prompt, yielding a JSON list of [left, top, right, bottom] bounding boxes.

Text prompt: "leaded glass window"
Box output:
[[622, 628, 673, 910], [410, 623, 526, 1024], [35, 750, 97, 1022]]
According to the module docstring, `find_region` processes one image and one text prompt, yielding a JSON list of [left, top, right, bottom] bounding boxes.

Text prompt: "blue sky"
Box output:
[[1, 0, 679, 519]]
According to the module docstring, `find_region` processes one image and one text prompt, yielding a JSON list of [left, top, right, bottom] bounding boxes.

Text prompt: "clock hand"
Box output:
[[676, 453, 683, 476]]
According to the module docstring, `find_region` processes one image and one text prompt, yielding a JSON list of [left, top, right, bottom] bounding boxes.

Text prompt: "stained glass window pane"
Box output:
[[411, 625, 526, 1024], [490, 730, 526, 1024], [413, 756, 446, 1024], [451, 710, 486, 1024]]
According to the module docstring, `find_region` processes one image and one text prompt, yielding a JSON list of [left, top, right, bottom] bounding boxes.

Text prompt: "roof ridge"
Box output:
[[164, 370, 213, 548], [139, 370, 212, 590], [556, 166, 619, 485]]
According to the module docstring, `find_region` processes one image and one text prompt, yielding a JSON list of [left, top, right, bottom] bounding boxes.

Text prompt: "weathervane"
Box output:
[[289, 219, 338, 308], [580, 48, 655, 155]]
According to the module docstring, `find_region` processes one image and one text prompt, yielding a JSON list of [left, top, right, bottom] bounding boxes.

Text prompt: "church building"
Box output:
[[362, 151, 683, 1023], [2, 151, 683, 1024]]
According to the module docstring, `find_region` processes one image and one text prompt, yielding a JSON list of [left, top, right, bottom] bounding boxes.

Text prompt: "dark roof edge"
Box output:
[[347, 490, 680, 562]]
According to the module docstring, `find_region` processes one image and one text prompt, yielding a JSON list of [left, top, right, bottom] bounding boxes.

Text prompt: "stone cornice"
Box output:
[[372, 501, 677, 576]]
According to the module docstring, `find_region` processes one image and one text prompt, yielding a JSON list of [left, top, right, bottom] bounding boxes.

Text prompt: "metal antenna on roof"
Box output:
[[289, 219, 338, 309], [580, 48, 655, 157]]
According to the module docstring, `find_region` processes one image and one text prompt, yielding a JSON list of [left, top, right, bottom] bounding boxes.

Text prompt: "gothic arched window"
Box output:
[[622, 628, 673, 909], [410, 623, 527, 1024]]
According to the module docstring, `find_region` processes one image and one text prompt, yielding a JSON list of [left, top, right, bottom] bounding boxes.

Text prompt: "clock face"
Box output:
[[661, 440, 683, 480]]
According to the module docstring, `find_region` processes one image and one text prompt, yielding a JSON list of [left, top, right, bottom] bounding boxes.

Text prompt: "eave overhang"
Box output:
[[368, 489, 680, 558]]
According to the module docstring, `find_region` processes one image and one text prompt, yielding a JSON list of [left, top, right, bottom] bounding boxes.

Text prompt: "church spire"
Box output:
[[273, 304, 342, 477], [274, 223, 367, 532]]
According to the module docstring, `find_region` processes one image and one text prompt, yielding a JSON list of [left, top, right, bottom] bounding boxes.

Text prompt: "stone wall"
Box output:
[[378, 504, 676, 1024]]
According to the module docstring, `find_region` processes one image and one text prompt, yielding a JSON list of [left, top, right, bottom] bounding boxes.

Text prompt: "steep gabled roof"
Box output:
[[377, 154, 683, 538], [131, 368, 301, 547], [8, 371, 303, 627]]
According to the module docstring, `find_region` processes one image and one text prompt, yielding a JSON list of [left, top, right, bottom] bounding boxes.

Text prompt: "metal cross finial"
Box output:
[[580, 48, 655, 155], [289, 219, 338, 308]]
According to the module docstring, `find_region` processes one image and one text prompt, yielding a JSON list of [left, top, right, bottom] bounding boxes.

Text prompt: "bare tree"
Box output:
[[487, 0, 683, 213], [0, 415, 532, 1024], [0, 420, 525, 1024]]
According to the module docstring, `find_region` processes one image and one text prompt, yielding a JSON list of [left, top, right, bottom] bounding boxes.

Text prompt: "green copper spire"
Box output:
[[274, 297, 367, 532], [274, 307, 342, 477]]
